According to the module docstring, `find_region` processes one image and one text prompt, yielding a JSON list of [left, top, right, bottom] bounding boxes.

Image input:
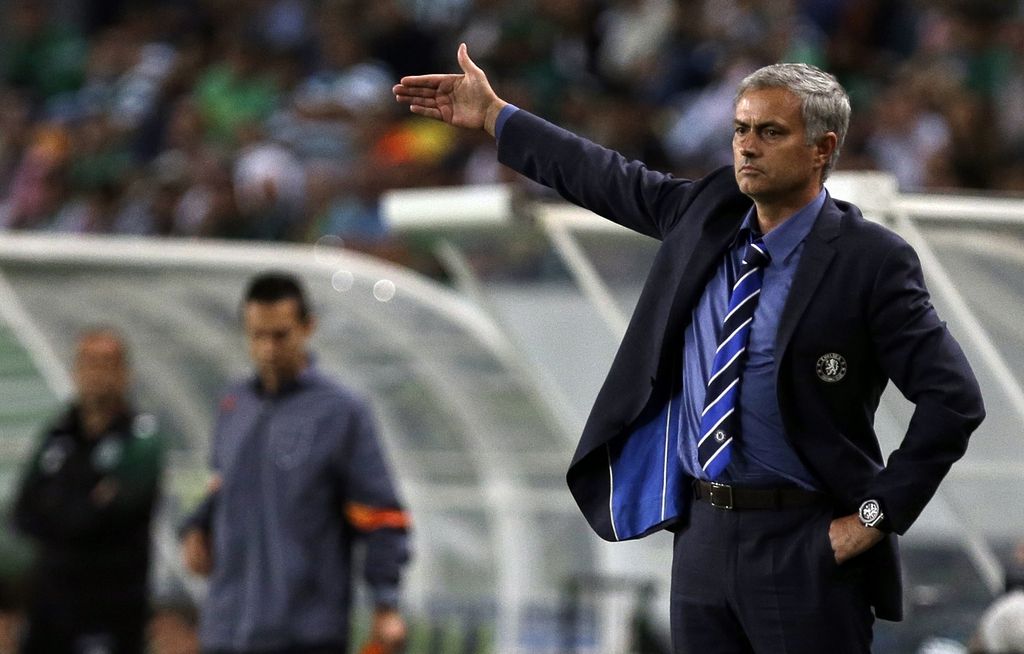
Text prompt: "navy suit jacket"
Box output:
[[498, 110, 985, 620]]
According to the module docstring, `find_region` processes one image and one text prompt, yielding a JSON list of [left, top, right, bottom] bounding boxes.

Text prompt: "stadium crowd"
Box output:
[[1, 0, 1023, 247]]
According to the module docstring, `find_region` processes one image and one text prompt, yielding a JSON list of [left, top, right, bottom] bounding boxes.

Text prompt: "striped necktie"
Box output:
[[697, 237, 771, 479]]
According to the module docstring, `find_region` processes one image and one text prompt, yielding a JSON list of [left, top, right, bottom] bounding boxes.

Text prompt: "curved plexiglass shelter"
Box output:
[[1, 172, 1023, 652]]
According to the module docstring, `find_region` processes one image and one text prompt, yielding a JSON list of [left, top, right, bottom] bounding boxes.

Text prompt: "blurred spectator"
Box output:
[[964, 539, 1024, 654], [364, 0, 442, 77], [255, 0, 314, 55], [1, 1, 87, 106], [179, 272, 411, 654], [664, 56, 757, 177], [294, 159, 389, 245], [232, 125, 306, 240], [1, 124, 73, 230], [112, 150, 190, 235], [11, 327, 164, 654], [285, 13, 394, 160], [4, 0, 1024, 246], [0, 90, 32, 186], [970, 589, 1024, 654], [596, 0, 677, 89], [193, 36, 280, 146], [175, 154, 249, 239], [864, 71, 951, 191]]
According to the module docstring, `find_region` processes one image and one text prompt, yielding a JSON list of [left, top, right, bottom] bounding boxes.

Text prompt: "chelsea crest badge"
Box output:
[[816, 352, 847, 383]]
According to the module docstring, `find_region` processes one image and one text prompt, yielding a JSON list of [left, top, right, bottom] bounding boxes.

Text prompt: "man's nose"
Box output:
[[737, 134, 758, 156], [255, 340, 276, 359]]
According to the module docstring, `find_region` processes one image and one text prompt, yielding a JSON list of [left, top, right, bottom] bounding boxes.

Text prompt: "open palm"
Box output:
[[393, 43, 506, 134]]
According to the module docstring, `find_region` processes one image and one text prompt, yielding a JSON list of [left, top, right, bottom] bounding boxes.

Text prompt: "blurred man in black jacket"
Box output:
[[12, 328, 163, 654]]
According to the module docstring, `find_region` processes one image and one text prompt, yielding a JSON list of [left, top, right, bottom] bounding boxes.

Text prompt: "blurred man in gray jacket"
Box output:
[[180, 272, 410, 654]]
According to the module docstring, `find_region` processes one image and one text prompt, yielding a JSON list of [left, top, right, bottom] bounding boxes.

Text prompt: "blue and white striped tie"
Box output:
[[697, 238, 771, 479]]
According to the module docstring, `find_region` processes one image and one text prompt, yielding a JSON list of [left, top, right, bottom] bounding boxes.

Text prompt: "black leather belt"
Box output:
[[694, 480, 823, 510]]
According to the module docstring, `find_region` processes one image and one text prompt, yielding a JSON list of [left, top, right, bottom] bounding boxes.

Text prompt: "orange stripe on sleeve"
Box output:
[[345, 502, 411, 532]]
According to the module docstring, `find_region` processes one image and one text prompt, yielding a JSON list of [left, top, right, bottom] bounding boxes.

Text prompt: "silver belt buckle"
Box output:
[[708, 481, 734, 510]]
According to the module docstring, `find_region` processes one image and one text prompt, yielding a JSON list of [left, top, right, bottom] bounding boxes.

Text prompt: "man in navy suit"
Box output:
[[395, 45, 985, 652]]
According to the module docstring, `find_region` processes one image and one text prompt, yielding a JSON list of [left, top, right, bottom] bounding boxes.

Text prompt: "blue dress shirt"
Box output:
[[679, 191, 826, 489]]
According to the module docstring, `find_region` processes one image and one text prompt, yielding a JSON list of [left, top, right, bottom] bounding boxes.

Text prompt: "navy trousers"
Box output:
[[670, 497, 874, 653]]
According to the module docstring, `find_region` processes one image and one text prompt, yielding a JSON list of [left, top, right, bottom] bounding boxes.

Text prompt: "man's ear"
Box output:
[[815, 132, 838, 170], [303, 315, 318, 337]]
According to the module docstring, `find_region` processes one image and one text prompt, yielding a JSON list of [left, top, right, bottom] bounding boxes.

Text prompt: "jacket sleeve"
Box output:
[[865, 239, 985, 534], [336, 400, 411, 609], [178, 395, 231, 537], [11, 432, 57, 540], [497, 109, 701, 240]]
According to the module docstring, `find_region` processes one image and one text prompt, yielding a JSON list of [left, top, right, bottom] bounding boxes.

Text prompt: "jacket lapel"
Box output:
[[775, 195, 842, 358], [666, 208, 747, 337]]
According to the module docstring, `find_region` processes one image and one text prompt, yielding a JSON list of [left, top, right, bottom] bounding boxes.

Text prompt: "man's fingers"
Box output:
[[395, 95, 439, 110], [409, 105, 443, 121], [457, 42, 481, 77], [394, 93, 428, 107], [828, 514, 883, 565], [182, 531, 212, 575], [393, 85, 439, 99], [397, 74, 452, 88]]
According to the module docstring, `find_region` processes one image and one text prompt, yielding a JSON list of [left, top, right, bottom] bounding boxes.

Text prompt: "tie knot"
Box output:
[[743, 238, 771, 269]]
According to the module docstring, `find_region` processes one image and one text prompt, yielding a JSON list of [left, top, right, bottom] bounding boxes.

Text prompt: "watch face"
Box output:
[[859, 499, 881, 525]]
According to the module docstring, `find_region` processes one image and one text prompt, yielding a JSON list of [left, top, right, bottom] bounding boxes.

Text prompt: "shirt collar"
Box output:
[[62, 404, 135, 441], [734, 189, 827, 264], [251, 353, 319, 396]]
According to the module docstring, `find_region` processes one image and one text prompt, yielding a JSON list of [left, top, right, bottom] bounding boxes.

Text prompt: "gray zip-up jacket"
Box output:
[[184, 364, 410, 651]]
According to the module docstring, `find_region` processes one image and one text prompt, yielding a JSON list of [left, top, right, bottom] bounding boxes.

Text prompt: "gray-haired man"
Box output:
[[395, 48, 984, 651]]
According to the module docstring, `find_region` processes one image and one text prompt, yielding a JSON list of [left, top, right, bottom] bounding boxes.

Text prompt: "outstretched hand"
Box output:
[[393, 43, 507, 136]]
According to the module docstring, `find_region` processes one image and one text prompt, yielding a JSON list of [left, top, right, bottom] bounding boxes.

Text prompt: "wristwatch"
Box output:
[[858, 498, 885, 529]]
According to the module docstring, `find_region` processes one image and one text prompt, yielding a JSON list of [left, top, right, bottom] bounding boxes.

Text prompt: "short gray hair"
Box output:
[[735, 63, 851, 181]]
